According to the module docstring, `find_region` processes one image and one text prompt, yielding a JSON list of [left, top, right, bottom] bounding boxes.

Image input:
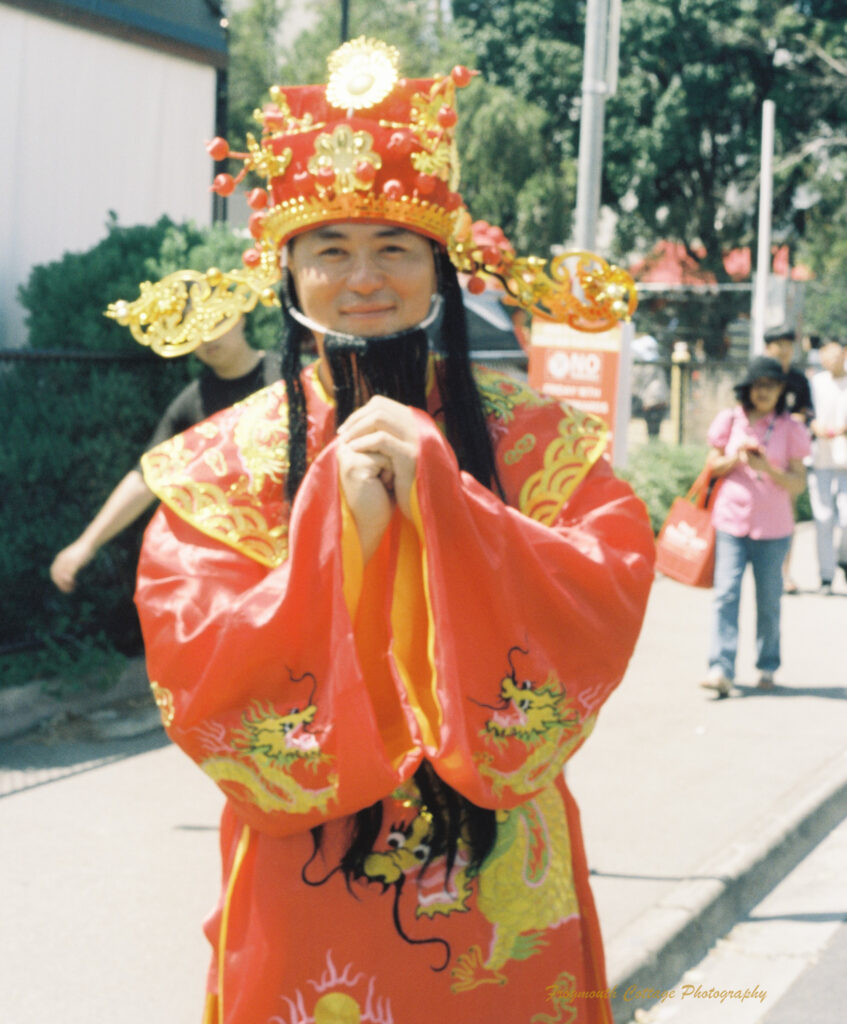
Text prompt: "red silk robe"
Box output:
[[136, 360, 655, 1024]]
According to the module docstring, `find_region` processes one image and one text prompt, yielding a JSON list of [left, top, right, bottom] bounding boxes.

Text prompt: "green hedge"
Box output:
[[619, 442, 710, 534], [2, 216, 281, 687]]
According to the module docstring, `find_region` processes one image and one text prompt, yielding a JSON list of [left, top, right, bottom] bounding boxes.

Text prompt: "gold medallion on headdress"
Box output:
[[326, 38, 400, 110]]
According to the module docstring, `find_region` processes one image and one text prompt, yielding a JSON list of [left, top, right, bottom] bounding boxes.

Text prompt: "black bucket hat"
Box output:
[[734, 355, 787, 390]]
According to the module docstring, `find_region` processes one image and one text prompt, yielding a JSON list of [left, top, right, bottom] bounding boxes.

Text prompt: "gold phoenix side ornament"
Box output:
[[501, 250, 637, 331], [451, 226, 637, 332], [105, 265, 280, 358]]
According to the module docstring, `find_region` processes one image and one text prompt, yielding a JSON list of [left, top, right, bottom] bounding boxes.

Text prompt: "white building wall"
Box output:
[[0, 4, 218, 347]]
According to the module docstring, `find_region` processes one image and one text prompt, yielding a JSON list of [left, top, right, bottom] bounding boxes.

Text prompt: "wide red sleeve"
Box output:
[[135, 443, 423, 838], [405, 404, 655, 808]]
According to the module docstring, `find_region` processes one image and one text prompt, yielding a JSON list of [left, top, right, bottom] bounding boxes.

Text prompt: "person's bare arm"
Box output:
[[744, 451, 807, 497], [706, 445, 741, 477], [50, 469, 155, 593]]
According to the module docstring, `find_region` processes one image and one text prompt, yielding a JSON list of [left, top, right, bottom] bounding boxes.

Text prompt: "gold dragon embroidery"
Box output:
[[472, 645, 587, 798], [451, 786, 579, 993], [199, 672, 338, 816]]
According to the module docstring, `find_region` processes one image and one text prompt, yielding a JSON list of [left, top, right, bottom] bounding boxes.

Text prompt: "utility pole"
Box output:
[[751, 100, 775, 355], [574, 0, 620, 252], [340, 0, 349, 42]]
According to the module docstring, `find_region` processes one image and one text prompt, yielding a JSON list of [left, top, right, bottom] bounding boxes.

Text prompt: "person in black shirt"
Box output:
[[765, 329, 814, 423], [49, 318, 281, 593]]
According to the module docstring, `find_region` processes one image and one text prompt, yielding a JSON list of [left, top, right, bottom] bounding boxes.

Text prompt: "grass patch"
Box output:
[[0, 634, 126, 696]]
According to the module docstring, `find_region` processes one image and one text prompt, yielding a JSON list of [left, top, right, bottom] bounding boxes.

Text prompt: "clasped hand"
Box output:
[[737, 441, 768, 474], [336, 396, 419, 561]]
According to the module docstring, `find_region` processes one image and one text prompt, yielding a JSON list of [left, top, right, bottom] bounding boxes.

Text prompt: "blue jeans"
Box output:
[[708, 531, 791, 681]]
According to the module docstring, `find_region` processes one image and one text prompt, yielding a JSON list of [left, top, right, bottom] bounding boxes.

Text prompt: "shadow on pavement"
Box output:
[[733, 684, 847, 701], [0, 726, 169, 799]]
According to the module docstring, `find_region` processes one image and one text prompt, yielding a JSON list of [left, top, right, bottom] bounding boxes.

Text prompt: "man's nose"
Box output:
[[346, 253, 384, 293]]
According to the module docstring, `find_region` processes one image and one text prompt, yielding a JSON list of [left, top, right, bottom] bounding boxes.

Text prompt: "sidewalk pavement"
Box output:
[[2, 521, 845, 1024], [569, 520, 847, 1021]]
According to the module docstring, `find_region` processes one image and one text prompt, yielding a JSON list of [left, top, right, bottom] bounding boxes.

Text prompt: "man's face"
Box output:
[[820, 343, 846, 377], [765, 339, 794, 371], [193, 320, 247, 370], [287, 223, 437, 341]]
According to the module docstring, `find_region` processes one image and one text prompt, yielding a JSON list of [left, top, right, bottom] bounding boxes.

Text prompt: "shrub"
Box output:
[[3, 215, 280, 688], [619, 442, 711, 534]]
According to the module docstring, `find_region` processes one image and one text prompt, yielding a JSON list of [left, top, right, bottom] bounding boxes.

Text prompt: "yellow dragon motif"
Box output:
[[451, 787, 579, 993], [363, 805, 475, 919], [359, 782, 580, 994], [200, 696, 338, 816], [473, 646, 589, 797]]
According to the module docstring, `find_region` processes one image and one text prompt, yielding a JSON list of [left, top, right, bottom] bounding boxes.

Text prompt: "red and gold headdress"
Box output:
[[218, 38, 466, 264], [107, 37, 636, 355]]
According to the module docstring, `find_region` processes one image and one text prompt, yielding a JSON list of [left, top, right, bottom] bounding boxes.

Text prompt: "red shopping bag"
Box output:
[[655, 467, 722, 587]]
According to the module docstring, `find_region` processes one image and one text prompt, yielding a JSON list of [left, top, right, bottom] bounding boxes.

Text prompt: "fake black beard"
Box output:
[[325, 328, 430, 427]]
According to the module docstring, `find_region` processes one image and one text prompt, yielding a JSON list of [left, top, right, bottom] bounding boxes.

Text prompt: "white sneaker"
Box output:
[[700, 666, 731, 697], [757, 671, 775, 690]]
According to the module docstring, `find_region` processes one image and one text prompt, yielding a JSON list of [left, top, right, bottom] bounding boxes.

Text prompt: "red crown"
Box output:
[[209, 38, 475, 266]]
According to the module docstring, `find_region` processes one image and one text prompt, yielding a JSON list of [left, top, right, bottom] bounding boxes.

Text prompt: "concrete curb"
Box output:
[[606, 748, 847, 1022], [0, 656, 154, 742]]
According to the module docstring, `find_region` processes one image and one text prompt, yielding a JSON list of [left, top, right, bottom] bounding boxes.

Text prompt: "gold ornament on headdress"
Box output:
[[326, 38, 400, 110], [105, 264, 280, 358], [451, 218, 637, 331], [501, 250, 638, 330]]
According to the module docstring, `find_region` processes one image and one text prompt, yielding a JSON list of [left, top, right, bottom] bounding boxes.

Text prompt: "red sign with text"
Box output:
[[528, 322, 624, 460]]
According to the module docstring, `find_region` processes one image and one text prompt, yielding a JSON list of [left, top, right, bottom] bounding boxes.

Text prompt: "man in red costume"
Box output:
[[128, 38, 655, 1024]]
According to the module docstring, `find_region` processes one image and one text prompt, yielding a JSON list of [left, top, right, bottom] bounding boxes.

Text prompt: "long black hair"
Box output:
[[281, 243, 501, 887]]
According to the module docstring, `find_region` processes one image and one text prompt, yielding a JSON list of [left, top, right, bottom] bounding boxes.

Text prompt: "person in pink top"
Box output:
[[700, 356, 811, 696]]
